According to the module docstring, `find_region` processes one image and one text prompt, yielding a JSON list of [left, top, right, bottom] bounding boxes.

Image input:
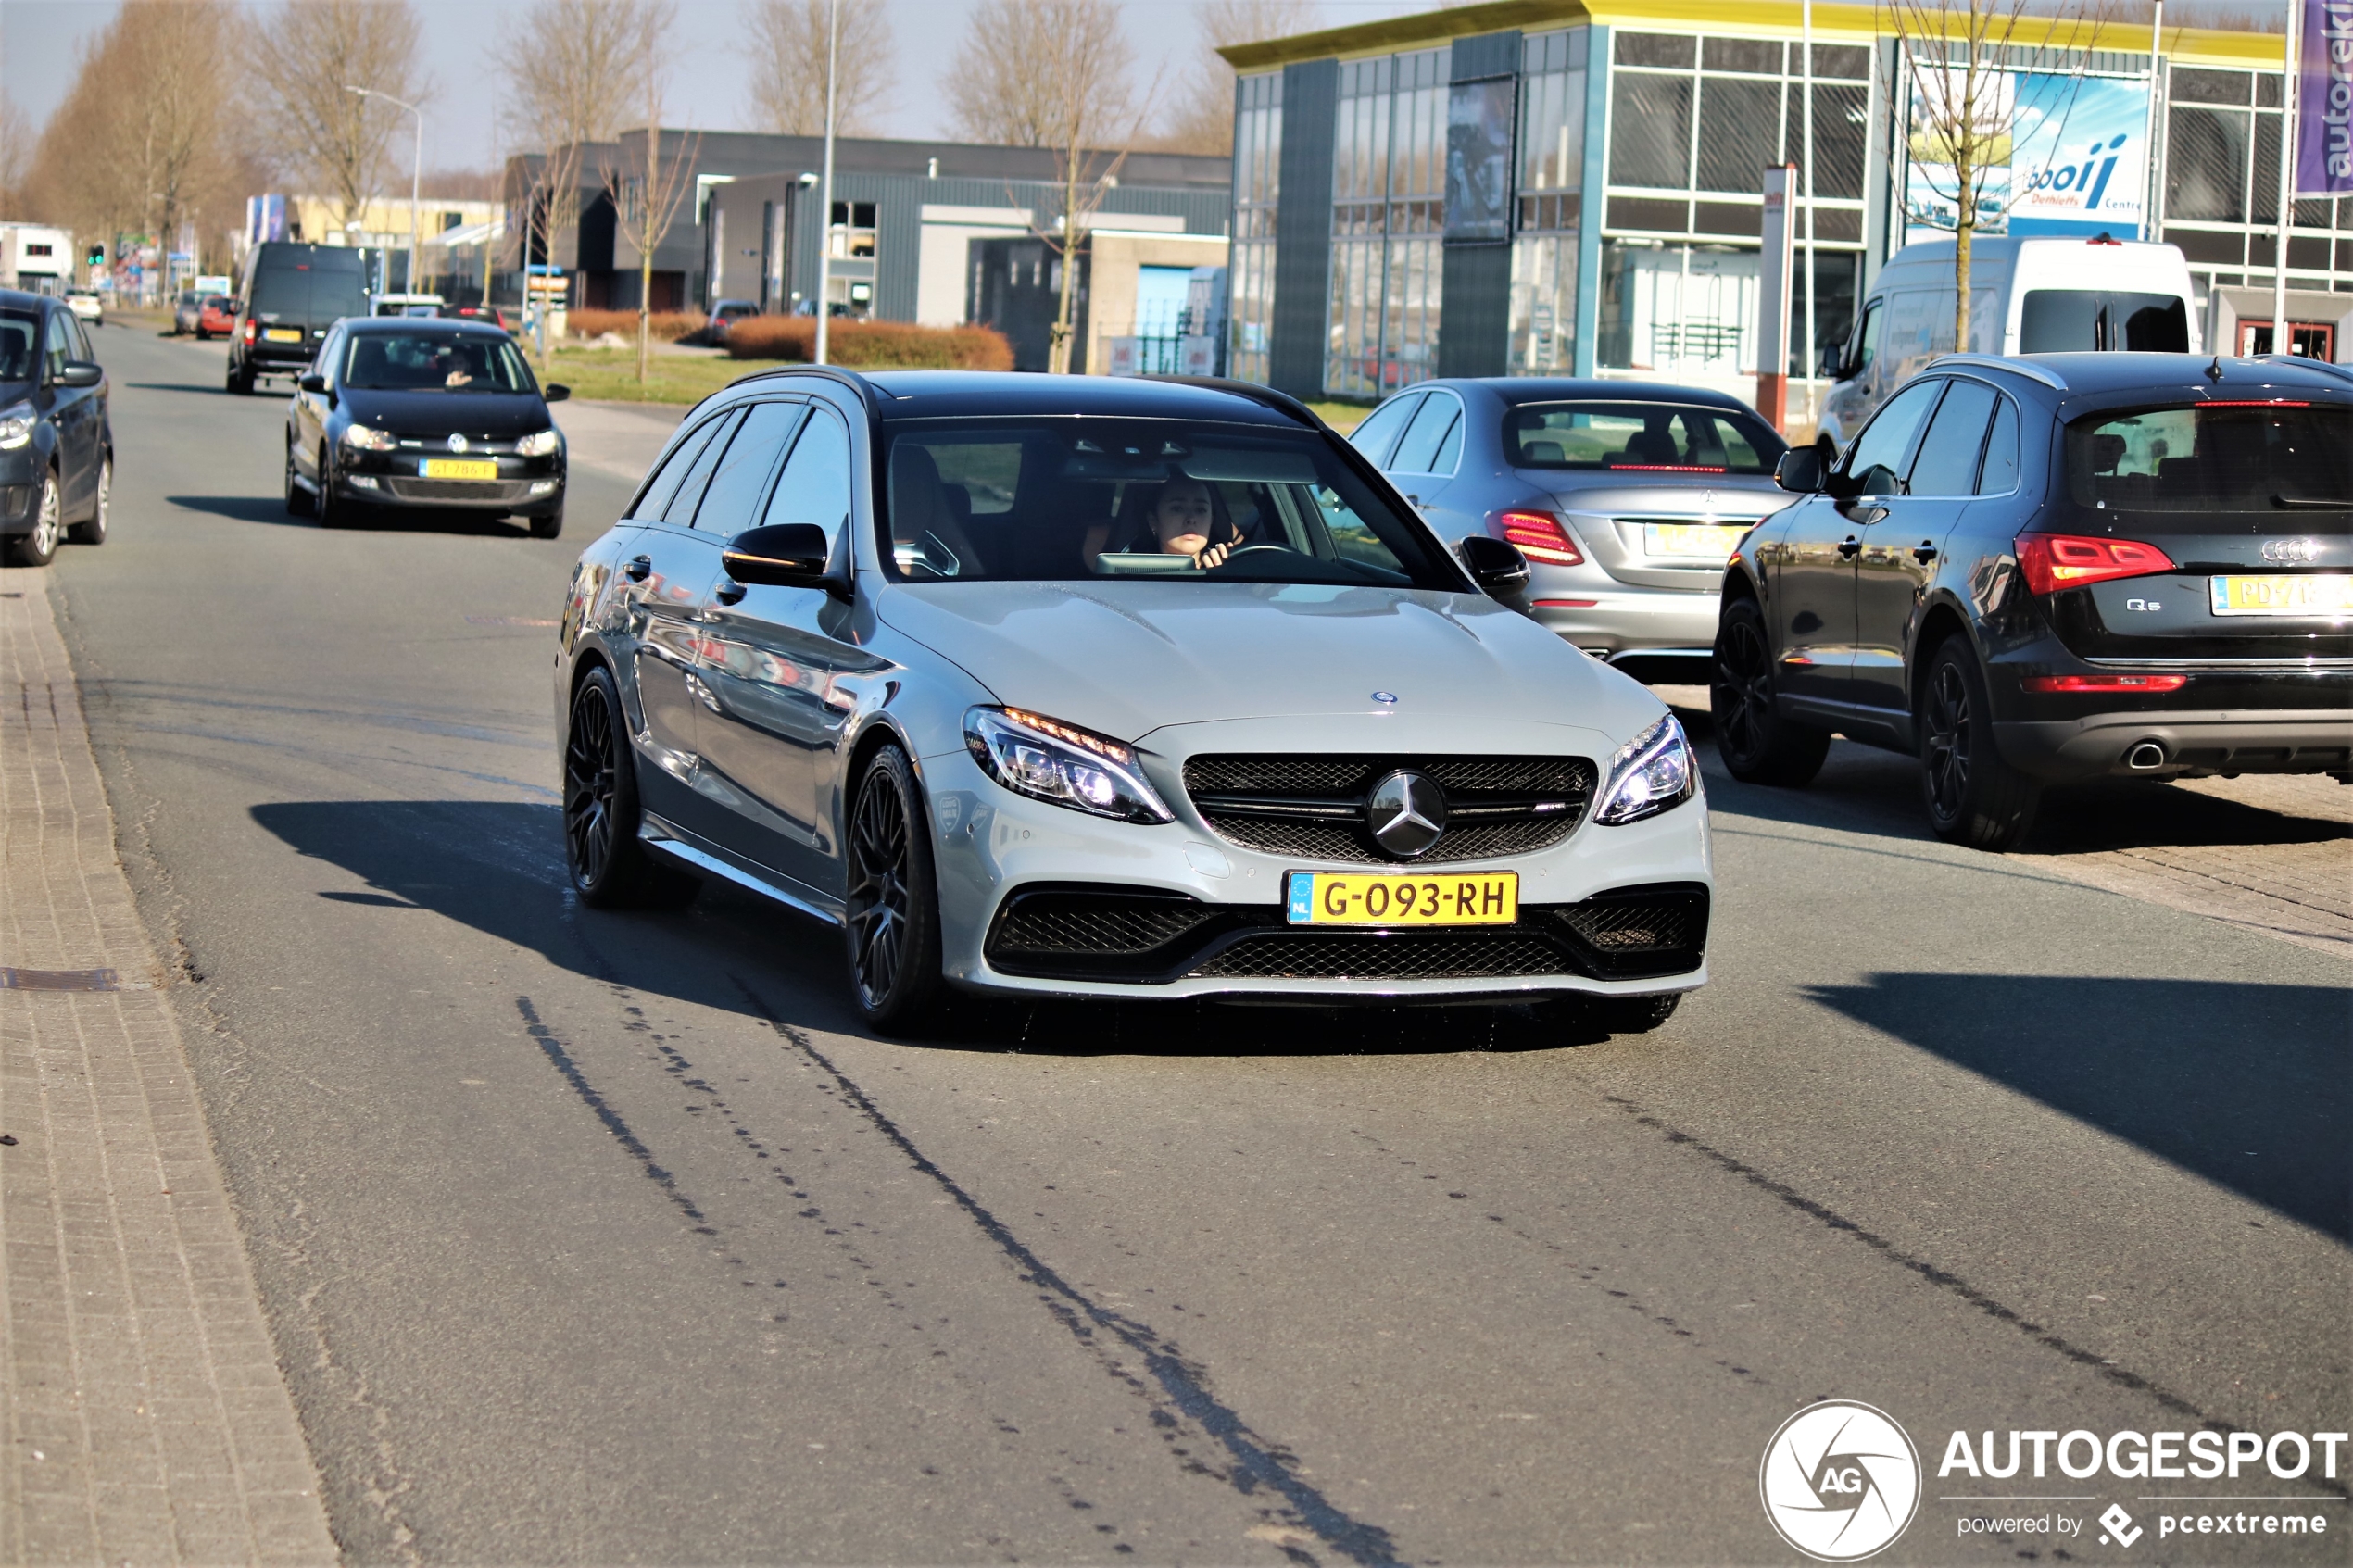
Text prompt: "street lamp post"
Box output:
[[346, 84, 423, 297]]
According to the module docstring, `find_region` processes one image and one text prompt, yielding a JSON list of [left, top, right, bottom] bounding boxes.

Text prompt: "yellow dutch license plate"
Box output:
[[1645, 522, 1748, 560], [2208, 573, 2353, 617], [262, 328, 302, 342], [422, 458, 498, 480], [1286, 870, 1518, 926]]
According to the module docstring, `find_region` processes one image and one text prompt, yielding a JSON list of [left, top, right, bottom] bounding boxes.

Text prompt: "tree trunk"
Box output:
[[1049, 136, 1080, 374], [639, 108, 657, 385], [1953, 139, 1973, 355]]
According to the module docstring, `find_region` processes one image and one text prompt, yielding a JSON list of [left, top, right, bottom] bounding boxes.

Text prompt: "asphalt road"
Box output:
[[32, 325, 2351, 1564]]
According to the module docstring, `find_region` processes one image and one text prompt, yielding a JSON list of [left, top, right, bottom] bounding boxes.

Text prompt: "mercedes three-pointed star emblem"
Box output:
[[1366, 770, 1447, 859]]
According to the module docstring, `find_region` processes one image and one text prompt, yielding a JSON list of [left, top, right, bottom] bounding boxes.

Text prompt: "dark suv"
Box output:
[[228, 242, 370, 394], [1713, 352, 2350, 849]]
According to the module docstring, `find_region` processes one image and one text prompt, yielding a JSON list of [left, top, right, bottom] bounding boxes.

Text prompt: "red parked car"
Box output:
[[195, 295, 235, 340], [443, 304, 510, 332]]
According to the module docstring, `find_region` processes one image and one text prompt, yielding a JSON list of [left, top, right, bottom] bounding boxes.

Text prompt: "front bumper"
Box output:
[[335, 458, 566, 514], [1996, 708, 2353, 780], [923, 742, 1714, 1003]]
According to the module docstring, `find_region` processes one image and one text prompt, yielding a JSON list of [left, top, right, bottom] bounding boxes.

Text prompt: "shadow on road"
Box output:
[[250, 797, 1632, 1059], [166, 494, 537, 537], [125, 383, 236, 395], [166, 495, 309, 527], [1806, 972, 2350, 1239]]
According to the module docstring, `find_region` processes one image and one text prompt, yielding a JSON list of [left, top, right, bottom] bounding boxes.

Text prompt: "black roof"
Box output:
[[0, 288, 56, 311], [1420, 377, 1764, 414], [339, 316, 512, 337], [757, 370, 1314, 427]]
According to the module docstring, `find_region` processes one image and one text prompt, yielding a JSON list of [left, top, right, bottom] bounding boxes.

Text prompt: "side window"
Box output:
[[1848, 300, 1882, 376], [42, 315, 69, 383], [633, 410, 736, 523], [1904, 379, 1998, 496], [1975, 395, 2020, 495], [1429, 400, 1466, 475], [1390, 392, 1463, 474], [691, 402, 803, 533], [1840, 379, 1944, 496], [1348, 393, 1423, 468], [59, 314, 91, 361], [760, 405, 853, 544]]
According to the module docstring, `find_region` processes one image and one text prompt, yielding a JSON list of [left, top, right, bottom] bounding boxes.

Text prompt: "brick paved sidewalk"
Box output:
[[0, 571, 335, 1564]]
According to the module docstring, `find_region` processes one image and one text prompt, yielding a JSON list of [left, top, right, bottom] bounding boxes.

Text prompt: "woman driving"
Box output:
[[1094, 478, 1252, 571]]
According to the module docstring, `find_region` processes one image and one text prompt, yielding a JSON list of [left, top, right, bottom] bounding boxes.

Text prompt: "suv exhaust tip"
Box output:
[[2125, 741, 2169, 771]]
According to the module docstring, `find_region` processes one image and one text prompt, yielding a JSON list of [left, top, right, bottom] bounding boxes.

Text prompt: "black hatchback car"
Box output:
[[1714, 352, 2350, 849], [0, 288, 111, 568], [284, 318, 571, 536]]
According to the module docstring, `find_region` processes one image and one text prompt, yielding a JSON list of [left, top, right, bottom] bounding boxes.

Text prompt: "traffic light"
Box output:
[[84, 245, 104, 267]]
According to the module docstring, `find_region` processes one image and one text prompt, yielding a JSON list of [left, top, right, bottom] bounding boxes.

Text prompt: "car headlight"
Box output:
[[963, 707, 1174, 824], [517, 428, 560, 458], [1593, 714, 1696, 826], [341, 423, 396, 452], [0, 401, 33, 451]]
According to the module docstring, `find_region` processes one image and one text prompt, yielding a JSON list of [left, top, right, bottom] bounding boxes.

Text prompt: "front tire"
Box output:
[[844, 746, 947, 1034], [1711, 596, 1831, 786], [284, 444, 314, 516], [6, 470, 61, 568], [1919, 640, 2039, 851], [69, 457, 109, 545], [528, 508, 563, 540], [563, 666, 699, 909], [315, 447, 349, 528]]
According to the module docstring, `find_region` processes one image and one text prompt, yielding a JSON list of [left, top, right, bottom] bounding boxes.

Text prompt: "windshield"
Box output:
[[2066, 403, 2352, 531], [2020, 290, 2189, 353], [880, 419, 1465, 589], [342, 332, 535, 393], [0, 310, 35, 383], [1504, 401, 1782, 473]]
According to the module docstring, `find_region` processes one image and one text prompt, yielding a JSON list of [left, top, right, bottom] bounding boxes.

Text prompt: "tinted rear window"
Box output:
[[2020, 291, 2189, 353], [1505, 401, 1783, 473], [252, 261, 369, 324], [2066, 403, 2351, 532]]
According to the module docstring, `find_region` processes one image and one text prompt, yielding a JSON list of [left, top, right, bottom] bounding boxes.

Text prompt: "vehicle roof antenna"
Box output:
[[2207, 353, 2223, 381]]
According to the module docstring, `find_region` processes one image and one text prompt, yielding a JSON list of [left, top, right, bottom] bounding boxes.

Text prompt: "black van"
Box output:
[[227, 243, 371, 395]]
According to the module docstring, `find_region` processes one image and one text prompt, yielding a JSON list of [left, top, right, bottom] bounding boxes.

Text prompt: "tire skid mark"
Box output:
[[1603, 1091, 2351, 1495], [515, 995, 712, 1229], [736, 979, 1407, 1568], [1341, 1126, 1778, 1392]]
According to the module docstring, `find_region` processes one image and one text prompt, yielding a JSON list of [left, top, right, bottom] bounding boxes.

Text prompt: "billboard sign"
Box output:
[[2299, 0, 2353, 194], [1445, 77, 1516, 242], [1905, 69, 2149, 242]]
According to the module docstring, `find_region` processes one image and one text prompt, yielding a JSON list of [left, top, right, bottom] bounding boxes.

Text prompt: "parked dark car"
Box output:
[[1350, 378, 1792, 683], [0, 287, 112, 567], [283, 317, 570, 536], [195, 295, 234, 339], [229, 242, 370, 395], [701, 298, 759, 343], [1714, 351, 2351, 849]]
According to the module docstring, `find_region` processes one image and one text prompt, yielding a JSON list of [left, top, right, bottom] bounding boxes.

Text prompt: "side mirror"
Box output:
[[1773, 448, 1825, 494], [543, 383, 571, 403], [723, 523, 845, 597], [298, 373, 327, 395], [1817, 344, 1847, 380], [56, 361, 102, 389], [1457, 534, 1531, 596]]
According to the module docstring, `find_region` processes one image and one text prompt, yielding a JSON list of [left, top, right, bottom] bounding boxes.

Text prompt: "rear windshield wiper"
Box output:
[[2270, 495, 2350, 508]]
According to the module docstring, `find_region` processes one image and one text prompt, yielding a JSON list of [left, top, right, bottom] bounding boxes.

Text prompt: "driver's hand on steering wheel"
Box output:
[[1192, 539, 1235, 570]]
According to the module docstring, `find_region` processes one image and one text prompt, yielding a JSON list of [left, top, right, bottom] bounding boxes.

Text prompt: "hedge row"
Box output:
[[567, 308, 705, 343], [723, 316, 1013, 370]]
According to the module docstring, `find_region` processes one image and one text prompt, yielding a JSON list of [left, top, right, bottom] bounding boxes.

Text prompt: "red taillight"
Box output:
[[242, 317, 256, 343], [2021, 674, 2189, 693], [1532, 597, 1597, 608], [1604, 462, 1727, 473], [1497, 510, 1583, 565], [2015, 533, 2176, 595]]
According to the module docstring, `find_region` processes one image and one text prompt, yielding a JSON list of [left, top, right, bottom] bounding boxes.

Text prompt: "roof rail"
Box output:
[[1932, 353, 2068, 390], [1141, 374, 1321, 428], [2257, 354, 2353, 385], [734, 360, 887, 413]]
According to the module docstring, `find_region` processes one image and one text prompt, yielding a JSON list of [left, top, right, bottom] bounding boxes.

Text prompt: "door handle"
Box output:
[[712, 579, 746, 605], [1912, 541, 1939, 564], [1837, 536, 1862, 559], [625, 554, 652, 582]]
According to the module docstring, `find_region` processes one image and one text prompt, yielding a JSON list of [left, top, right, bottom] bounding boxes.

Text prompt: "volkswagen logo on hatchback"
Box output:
[[1366, 771, 1447, 859], [447, 433, 470, 454]]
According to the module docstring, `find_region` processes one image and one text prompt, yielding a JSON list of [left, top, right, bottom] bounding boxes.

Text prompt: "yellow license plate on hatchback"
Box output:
[[262, 328, 302, 343], [2208, 573, 2353, 617], [1644, 522, 1749, 560], [422, 458, 498, 480], [1286, 871, 1518, 926]]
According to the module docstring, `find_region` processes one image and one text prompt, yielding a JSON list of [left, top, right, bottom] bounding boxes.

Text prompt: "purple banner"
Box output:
[[2299, 0, 2353, 194]]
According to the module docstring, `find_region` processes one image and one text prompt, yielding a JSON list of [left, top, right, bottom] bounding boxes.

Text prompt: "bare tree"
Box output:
[[945, 0, 1141, 370], [0, 94, 31, 212], [1155, 0, 1315, 156], [503, 0, 662, 360], [255, 0, 426, 234], [591, 4, 697, 384], [1888, 0, 2110, 351], [748, 0, 895, 136]]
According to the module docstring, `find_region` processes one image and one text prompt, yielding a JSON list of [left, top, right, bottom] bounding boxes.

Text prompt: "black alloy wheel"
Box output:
[[529, 508, 564, 541], [6, 470, 61, 568], [67, 456, 107, 546], [314, 446, 349, 528], [844, 746, 946, 1034], [283, 444, 314, 516], [1711, 596, 1830, 786], [562, 666, 698, 909], [1919, 639, 2039, 851]]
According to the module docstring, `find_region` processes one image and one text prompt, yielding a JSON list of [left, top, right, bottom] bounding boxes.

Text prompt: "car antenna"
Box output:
[[2207, 353, 2223, 381]]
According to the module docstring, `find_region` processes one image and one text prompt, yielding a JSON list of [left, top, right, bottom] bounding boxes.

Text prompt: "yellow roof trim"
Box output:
[[1221, 0, 2285, 74]]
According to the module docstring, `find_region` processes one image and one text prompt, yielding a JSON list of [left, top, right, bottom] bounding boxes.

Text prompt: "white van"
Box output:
[[1814, 236, 2198, 457]]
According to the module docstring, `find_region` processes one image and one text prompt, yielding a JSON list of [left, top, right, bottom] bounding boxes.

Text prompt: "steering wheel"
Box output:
[[1216, 545, 1293, 559]]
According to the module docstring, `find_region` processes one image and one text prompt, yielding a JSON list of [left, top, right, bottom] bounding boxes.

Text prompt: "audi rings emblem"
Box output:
[[2261, 537, 2321, 564], [1366, 771, 1447, 859]]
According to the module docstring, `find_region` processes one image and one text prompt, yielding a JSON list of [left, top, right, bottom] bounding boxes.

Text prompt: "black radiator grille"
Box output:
[[1190, 933, 1568, 981], [1181, 753, 1596, 866]]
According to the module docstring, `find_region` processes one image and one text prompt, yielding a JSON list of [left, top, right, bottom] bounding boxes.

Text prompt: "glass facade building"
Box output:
[[1221, 0, 2338, 409]]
